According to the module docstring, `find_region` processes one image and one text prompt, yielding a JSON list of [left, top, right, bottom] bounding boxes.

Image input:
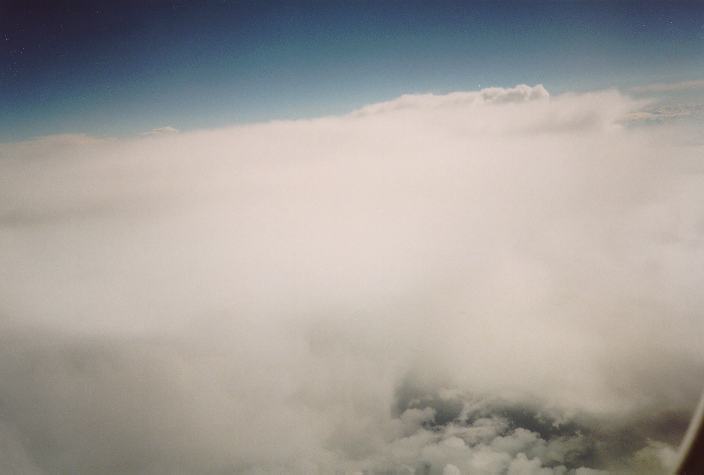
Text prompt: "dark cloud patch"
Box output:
[[393, 376, 465, 428], [385, 380, 692, 474]]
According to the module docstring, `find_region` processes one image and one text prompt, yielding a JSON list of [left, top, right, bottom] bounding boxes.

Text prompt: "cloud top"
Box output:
[[350, 84, 550, 117]]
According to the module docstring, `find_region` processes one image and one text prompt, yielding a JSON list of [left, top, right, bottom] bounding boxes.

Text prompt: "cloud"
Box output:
[[630, 79, 704, 94], [142, 126, 179, 136], [0, 85, 702, 474], [443, 464, 462, 475], [624, 104, 704, 123], [350, 84, 550, 117]]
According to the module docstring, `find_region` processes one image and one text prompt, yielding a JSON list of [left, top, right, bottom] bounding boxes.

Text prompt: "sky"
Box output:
[[1, 2, 704, 475], [2, 1, 704, 140]]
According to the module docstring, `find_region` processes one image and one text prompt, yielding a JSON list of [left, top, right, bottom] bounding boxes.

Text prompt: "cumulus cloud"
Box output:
[[0, 85, 702, 474]]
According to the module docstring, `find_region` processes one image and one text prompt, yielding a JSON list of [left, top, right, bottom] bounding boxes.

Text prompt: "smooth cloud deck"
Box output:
[[0, 85, 702, 474]]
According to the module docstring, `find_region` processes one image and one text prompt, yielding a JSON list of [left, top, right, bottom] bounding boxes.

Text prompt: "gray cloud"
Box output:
[[624, 104, 704, 123], [0, 85, 702, 474], [142, 126, 180, 136], [629, 80, 704, 94]]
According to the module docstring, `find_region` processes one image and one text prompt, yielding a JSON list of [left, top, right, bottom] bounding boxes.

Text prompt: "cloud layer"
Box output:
[[0, 85, 702, 474], [630, 79, 704, 94]]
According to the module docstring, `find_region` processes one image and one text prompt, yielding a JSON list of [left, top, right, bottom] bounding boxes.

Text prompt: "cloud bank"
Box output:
[[630, 79, 704, 94], [0, 85, 703, 474]]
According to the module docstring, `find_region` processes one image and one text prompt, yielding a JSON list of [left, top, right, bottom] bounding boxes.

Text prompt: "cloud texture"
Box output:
[[0, 85, 703, 474], [630, 79, 704, 94]]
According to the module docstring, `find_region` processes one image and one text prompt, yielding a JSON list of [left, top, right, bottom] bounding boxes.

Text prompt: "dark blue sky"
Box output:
[[2, 1, 703, 141]]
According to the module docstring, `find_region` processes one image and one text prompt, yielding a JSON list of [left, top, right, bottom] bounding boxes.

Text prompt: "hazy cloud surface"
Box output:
[[0, 85, 703, 474]]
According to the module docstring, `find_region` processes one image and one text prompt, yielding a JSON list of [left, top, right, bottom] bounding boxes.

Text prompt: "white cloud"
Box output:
[[629, 440, 680, 475], [350, 84, 550, 117], [443, 463, 462, 475], [0, 85, 702, 474]]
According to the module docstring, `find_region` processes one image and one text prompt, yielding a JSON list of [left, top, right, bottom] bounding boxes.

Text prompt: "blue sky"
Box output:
[[1, 1, 703, 141]]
